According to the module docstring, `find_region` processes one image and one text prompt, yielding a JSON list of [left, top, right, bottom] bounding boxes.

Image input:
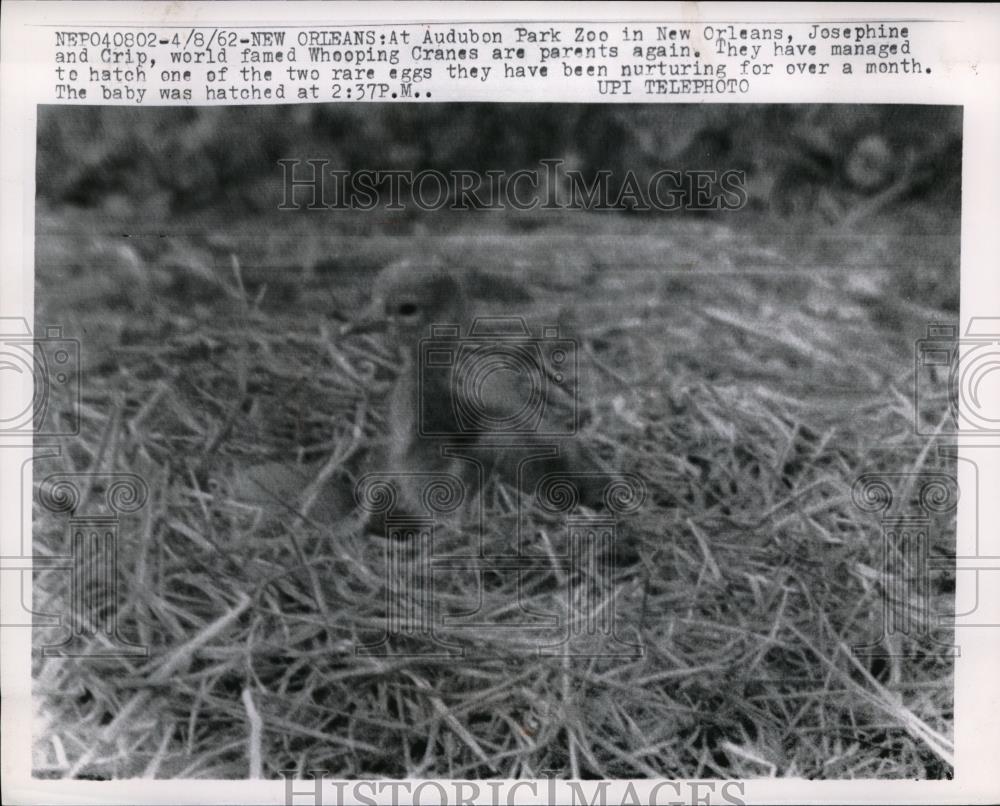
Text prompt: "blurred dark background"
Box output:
[[37, 104, 961, 221]]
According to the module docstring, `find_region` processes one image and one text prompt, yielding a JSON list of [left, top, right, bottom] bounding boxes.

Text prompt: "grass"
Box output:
[[32, 203, 958, 779]]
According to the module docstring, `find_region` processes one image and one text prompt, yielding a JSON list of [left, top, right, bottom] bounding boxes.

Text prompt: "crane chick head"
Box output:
[[347, 258, 469, 345]]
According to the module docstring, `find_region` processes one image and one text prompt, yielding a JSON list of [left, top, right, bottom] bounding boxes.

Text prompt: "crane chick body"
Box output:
[[352, 258, 602, 523]]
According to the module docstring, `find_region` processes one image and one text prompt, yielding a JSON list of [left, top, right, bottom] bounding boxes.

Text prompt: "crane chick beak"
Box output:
[[339, 298, 389, 337]]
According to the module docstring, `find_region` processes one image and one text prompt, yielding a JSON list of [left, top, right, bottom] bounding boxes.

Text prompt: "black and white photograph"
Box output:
[[27, 101, 963, 783]]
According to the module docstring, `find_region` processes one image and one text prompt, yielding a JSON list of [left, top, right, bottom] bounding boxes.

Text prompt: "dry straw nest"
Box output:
[[33, 216, 957, 779]]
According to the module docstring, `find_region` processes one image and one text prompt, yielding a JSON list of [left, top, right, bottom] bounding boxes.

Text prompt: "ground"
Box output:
[[32, 202, 958, 779]]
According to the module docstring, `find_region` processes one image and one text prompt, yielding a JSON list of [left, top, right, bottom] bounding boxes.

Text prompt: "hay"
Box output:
[[33, 210, 958, 779]]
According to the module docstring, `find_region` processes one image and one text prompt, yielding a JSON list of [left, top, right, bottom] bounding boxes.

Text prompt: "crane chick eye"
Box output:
[[397, 302, 419, 317]]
